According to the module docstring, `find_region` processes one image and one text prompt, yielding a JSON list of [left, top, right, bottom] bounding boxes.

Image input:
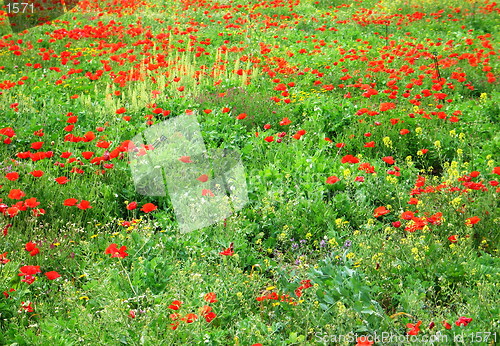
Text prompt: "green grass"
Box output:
[[0, 0, 499, 344]]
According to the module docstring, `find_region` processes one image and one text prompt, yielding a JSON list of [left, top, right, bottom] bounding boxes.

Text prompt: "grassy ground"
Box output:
[[0, 0, 499, 344]]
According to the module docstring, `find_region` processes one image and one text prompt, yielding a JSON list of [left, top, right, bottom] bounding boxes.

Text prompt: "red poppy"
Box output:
[[204, 292, 218, 303], [64, 198, 78, 206], [8, 189, 26, 200], [264, 136, 274, 142], [31, 141, 44, 150], [77, 200, 92, 210], [465, 216, 480, 226], [382, 156, 395, 165], [141, 203, 157, 213], [126, 201, 137, 210], [401, 211, 414, 220], [19, 265, 41, 276], [168, 300, 182, 310], [45, 271, 61, 280], [105, 244, 128, 258], [455, 316, 472, 327], [6, 207, 19, 217], [380, 102, 396, 112], [5, 172, 19, 181], [374, 206, 390, 218], [20, 301, 34, 312], [279, 117, 292, 126], [341, 155, 359, 164], [204, 311, 217, 323], [236, 113, 247, 120], [406, 320, 422, 335], [448, 235, 458, 243], [179, 156, 192, 163], [30, 170, 44, 177], [55, 176, 69, 184], [0, 252, 10, 264], [220, 243, 234, 256], [182, 313, 198, 323], [202, 189, 215, 196], [24, 198, 40, 208], [197, 174, 209, 182], [326, 176, 340, 184], [356, 336, 374, 346], [442, 321, 452, 329], [25, 242, 37, 252], [408, 198, 419, 205]]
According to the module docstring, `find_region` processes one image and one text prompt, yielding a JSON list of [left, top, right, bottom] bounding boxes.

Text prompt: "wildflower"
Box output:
[[141, 203, 157, 213], [8, 189, 26, 200], [204, 292, 218, 303], [178, 156, 192, 163], [220, 243, 234, 256], [126, 201, 137, 210], [44, 271, 61, 280], [168, 300, 182, 310], [20, 301, 34, 313], [197, 174, 209, 182], [77, 200, 92, 210], [105, 244, 128, 258], [406, 320, 422, 335], [64, 198, 78, 206], [182, 313, 198, 323], [455, 316, 472, 327], [25, 242, 39, 256], [326, 176, 339, 184], [374, 206, 390, 218], [442, 321, 452, 329], [0, 252, 10, 264], [30, 170, 44, 177], [55, 176, 69, 184], [465, 216, 480, 226], [356, 336, 374, 346], [341, 155, 359, 164], [382, 156, 395, 165]]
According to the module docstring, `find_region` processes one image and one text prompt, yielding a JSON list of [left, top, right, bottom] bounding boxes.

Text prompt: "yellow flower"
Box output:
[[415, 127, 422, 135], [434, 140, 441, 149]]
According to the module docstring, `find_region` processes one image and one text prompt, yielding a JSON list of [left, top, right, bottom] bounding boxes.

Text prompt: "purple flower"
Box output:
[[292, 243, 299, 250], [320, 240, 327, 247], [343, 240, 352, 248]]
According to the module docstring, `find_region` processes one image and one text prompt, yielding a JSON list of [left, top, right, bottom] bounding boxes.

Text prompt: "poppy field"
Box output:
[[0, 0, 499, 344]]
